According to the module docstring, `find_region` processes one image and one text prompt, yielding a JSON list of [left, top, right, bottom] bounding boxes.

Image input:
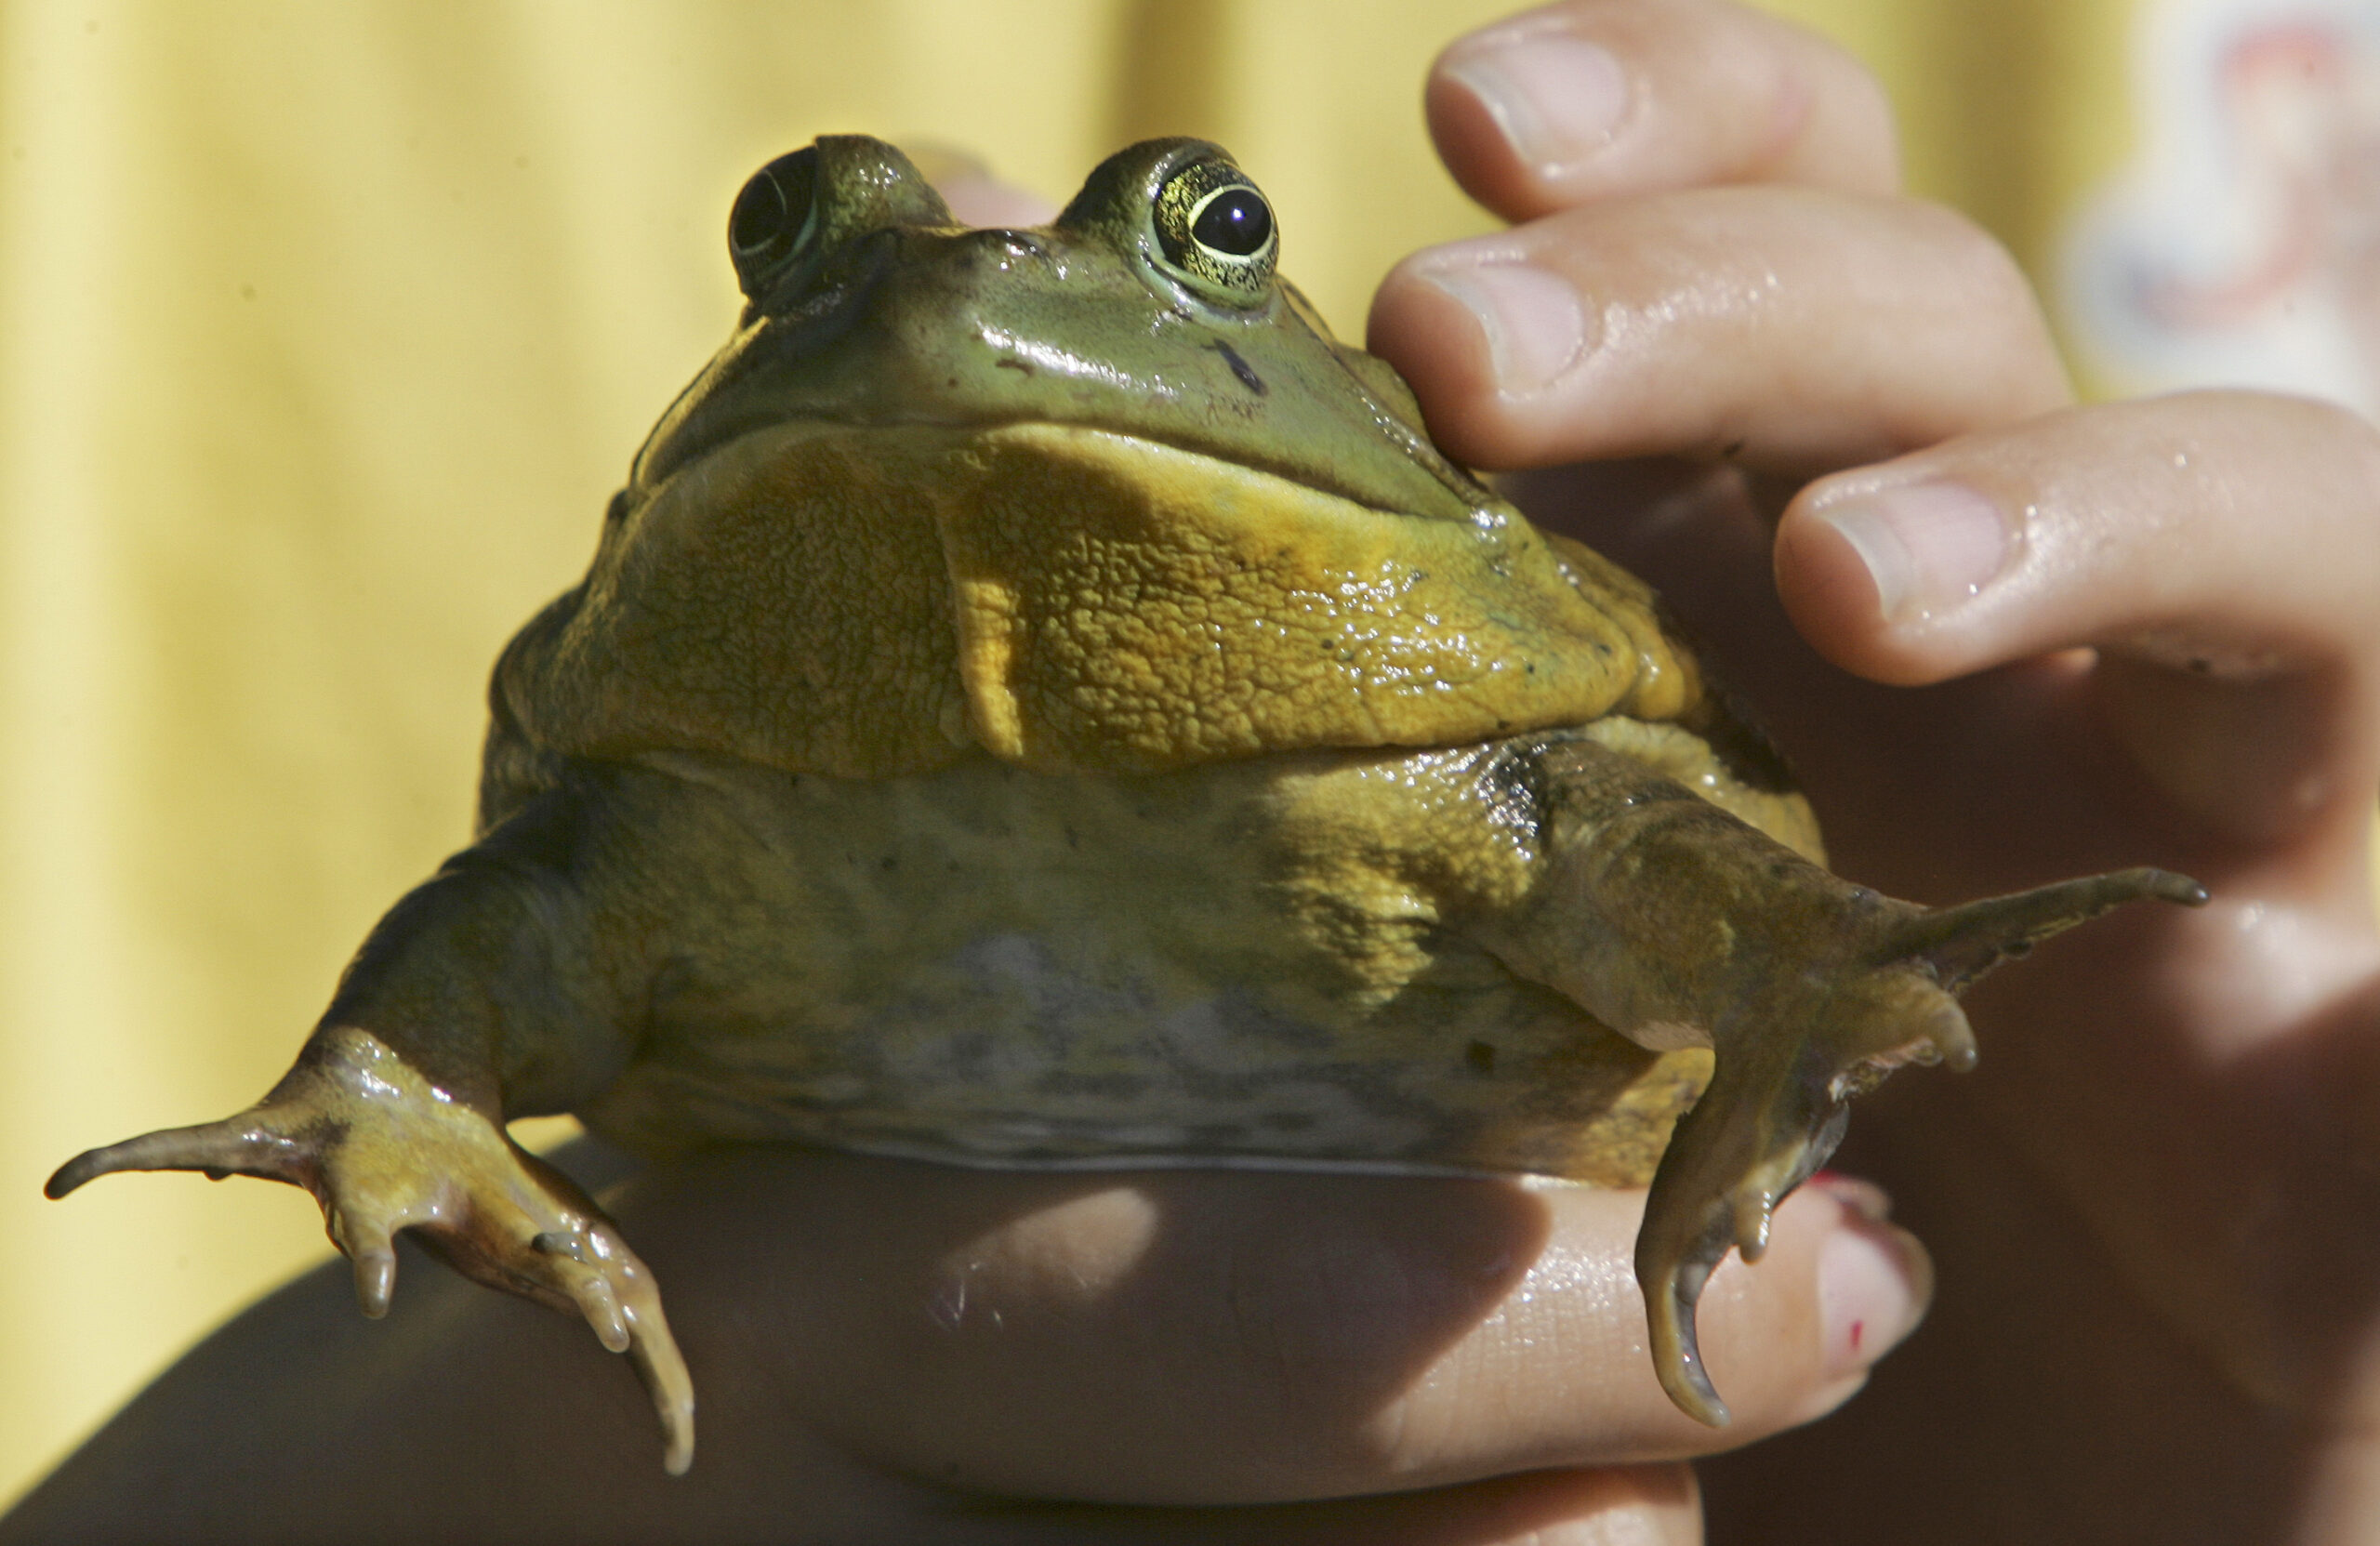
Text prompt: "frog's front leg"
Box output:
[[45, 780, 696, 1474], [1480, 738, 2203, 1429]]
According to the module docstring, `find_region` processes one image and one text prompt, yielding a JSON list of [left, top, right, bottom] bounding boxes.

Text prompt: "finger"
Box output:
[[989, 1461, 1702, 1544], [1774, 390, 2380, 841], [1367, 187, 2070, 473], [0, 1234, 1696, 1543], [904, 143, 1062, 228], [660, 1155, 1932, 1505], [1429, 0, 1899, 218]]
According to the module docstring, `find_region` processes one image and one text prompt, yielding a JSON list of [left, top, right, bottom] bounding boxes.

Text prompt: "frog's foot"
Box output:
[[46, 1025, 695, 1474], [1634, 866, 2206, 1426]]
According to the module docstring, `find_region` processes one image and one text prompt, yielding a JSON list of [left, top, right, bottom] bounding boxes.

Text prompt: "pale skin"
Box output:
[[8, 2, 2377, 1540]]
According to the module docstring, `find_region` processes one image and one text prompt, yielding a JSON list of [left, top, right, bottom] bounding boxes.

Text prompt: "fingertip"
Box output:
[[1775, 489, 2002, 686], [1421, 0, 1903, 218], [1366, 255, 1506, 464], [1422, 59, 1522, 210], [1425, 21, 1633, 218], [1650, 1179, 1926, 1439], [904, 142, 1058, 228], [1368, 244, 1600, 468], [1804, 1177, 1933, 1381], [1779, 1369, 1872, 1427], [1774, 500, 1896, 677], [939, 176, 1059, 230]]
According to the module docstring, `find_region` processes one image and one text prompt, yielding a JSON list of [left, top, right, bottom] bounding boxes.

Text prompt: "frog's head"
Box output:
[[500, 137, 1680, 782], [629, 136, 1488, 522]]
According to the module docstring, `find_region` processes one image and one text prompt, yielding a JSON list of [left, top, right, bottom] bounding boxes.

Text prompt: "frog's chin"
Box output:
[[663, 419, 1644, 774], [512, 415, 1649, 782]]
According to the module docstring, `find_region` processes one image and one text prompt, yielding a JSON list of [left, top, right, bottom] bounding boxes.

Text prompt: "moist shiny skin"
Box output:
[[47, 135, 2204, 1473], [575, 731, 1713, 1190]]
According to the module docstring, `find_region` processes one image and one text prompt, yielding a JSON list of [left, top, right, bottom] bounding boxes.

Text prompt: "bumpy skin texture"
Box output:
[[48, 136, 2201, 1471]]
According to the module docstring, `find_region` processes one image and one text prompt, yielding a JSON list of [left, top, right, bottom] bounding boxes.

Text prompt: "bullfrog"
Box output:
[[47, 137, 2202, 1476]]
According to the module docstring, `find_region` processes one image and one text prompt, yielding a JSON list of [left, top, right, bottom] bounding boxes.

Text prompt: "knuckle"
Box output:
[[1905, 202, 2031, 310], [2186, 390, 2380, 537], [1897, 202, 2065, 403], [2300, 395, 2380, 502], [1810, 58, 1900, 184]]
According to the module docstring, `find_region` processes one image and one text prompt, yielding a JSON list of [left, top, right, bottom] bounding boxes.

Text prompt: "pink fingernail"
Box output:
[[1417, 261, 1593, 393], [1443, 33, 1632, 176], [939, 177, 1060, 229], [1811, 482, 2016, 624], [1818, 1214, 1933, 1376], [1808, 1170, 1892, 1223]]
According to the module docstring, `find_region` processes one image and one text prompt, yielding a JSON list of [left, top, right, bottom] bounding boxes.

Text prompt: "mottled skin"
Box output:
[[49, 137, 2201, 1473]]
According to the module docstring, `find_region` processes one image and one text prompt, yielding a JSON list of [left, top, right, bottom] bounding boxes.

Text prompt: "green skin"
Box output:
[[47, 137, 2202, 1476]]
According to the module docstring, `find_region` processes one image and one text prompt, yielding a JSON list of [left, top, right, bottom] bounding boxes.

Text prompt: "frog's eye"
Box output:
[[1153, 159, 1277, 306], [729, 149, 821, 300]]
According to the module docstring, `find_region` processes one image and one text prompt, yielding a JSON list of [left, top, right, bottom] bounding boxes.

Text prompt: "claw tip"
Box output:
[[1662, 1346, 1733, 1429], [2135, 867, 2208, 907], [1644, 1249, 1734, 1428], [353, 1252, 396, 1319]]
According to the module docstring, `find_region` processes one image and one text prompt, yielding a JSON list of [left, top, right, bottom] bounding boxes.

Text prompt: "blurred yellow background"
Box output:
[[0, 0, 2335, 1507]]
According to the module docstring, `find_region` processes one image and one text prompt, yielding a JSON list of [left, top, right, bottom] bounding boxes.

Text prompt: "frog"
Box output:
[[47, 136, 2203, 1477]]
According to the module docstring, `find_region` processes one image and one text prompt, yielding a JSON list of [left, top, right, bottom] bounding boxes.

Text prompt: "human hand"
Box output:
[[1368, 3, 2380, 1541], [2, 1144, 1924, 1543]]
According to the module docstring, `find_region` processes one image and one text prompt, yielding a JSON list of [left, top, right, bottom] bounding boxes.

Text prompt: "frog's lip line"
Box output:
[[664, 416, 1478, 525]]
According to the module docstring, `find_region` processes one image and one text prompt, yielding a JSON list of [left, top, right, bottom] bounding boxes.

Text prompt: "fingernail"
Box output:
[[938, 174, 1060, 228], [1808, 1169, 1892, 1223], [1444, 33, 1631, 175], [1818, 1215, 1933, 1377], [1419, 262, 1592, 393], [1810, 482, 2016, 624]]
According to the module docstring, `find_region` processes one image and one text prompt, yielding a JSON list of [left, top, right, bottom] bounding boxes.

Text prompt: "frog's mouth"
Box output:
[[510, 420, 1669, 782], [628, 276, 1500, 528]]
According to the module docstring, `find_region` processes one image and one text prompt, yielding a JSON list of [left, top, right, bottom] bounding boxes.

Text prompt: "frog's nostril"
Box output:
[[972, 230, 1051, 262], [945, 230, 1057, 279]]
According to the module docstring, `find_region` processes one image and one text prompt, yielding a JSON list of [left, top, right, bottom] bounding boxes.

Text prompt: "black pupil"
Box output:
[[730, 151, 817, 274], [1192, 187, 1272, 258], [731, 172, 789, 256]]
